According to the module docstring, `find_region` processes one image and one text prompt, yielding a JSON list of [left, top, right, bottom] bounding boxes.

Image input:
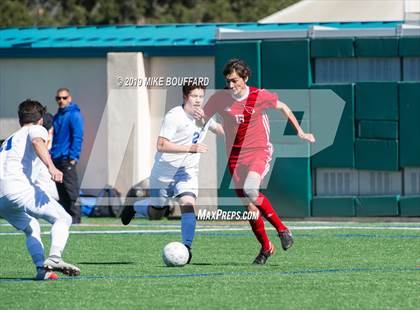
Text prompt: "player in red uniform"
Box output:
[[195, 59, 315, 264]]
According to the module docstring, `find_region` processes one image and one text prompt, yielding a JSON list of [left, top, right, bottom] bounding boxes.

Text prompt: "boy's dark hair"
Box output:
[[223, 59, 251, 80], [18, 99, 46, 126], [182, 81, 206, 97], [42, 112, 54, 131]]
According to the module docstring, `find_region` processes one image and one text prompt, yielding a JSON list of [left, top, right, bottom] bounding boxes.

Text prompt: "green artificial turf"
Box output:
[[0, 218, 419, 309]]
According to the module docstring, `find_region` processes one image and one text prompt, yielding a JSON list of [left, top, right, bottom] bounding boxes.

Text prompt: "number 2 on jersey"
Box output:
[[192, 132, 200, 144], [0, 136, 13, 153]]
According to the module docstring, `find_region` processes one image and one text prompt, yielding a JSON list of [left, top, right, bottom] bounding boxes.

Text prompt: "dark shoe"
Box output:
[[252, 243, 275, 265], [120, 205, 135, 225], [185, 245, 192, 264], [35, 267, 59, 281], [279, 229, 294, 251]]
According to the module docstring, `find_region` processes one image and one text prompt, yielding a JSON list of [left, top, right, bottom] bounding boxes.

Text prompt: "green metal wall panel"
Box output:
[[355, 82, 398, 121], [263, 155, 311, 217], [355, 37, 399, 57], [399, 82, 420, 166], [355, 139, 399, 170], [312, 84, 355, 167], [311, 38, 354, 57], [259, 107, 311, 217], [358, 120, 398, 139], [260, 43, 312, 216], [400, 196, 420, 216], [265, 90, 310, 144], [312, 197, 355, 216], [215, 41, 261, 89], [261, 39, 311, 89], [399, 37, 420, 56], [355, 196, 399, 216]]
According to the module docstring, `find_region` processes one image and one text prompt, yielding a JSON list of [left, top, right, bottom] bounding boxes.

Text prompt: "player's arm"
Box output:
[[276, 100, 315, 143], [209, 123, 225, 136], [194, 109, 224, 135], [32, 137, 63, 182], [156, 137, 208, 153]]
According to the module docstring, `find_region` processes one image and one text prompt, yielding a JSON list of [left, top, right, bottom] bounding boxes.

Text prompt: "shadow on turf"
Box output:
[[197, 262, 284, 267], [78, 262, 135, 265], [155, 262, 283, 267]]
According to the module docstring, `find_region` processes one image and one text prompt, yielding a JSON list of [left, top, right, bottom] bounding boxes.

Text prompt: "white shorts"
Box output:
[[34, 166, 59, 201], [149, 166, 198, 208], [0, 185, 70, 231]]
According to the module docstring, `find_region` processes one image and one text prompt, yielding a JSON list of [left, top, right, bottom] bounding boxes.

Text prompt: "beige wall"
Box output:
[[99, 53, 151, 194], [0, 58, 107, 184], [0, 55, 218, 208]]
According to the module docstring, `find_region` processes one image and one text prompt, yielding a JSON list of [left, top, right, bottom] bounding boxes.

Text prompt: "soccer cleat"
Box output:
[[279, 229, 294, 251], [44, 257, 81, 276], [252, 242, 275, 265], [120, 205, 135, 225], [185, 245, 192, 264], [35, 268, 59, 281]]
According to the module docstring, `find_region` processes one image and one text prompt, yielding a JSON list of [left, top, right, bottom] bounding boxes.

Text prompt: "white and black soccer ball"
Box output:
[[162, 242, 189, 267]]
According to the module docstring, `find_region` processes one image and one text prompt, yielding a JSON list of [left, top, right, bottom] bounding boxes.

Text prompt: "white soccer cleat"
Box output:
[[35, 268, 59, 281], [44, 257, 81, 276]]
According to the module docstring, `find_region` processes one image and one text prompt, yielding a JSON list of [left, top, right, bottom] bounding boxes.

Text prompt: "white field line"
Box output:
[[1, 222, 420, 228], [1, 225, 420, 236]]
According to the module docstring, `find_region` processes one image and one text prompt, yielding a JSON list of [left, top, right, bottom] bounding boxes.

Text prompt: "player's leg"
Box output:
[[175, 173, 199, 264], [132, 198, 150, 218], [0, 196, 58, 280], [42, 205, 80, 276], [22, 187, 80, 276], [23, 217, 59, 280], [244, 153, 294, 251], [132, 192, 168, 220], [133, 192, 168, 220], [148, 205, 168, 220], [122, 197, 161, 224], [229, 162, 272, 263], [121, 177, 169, 224], [179, 194, 196, 248], [245, 201, 275, 265], [243, 171, 287, 231], [177, 193, 196, 263]]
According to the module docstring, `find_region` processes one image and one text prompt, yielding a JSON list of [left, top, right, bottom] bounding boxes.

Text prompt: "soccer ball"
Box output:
[[162, 242, 189, 267]]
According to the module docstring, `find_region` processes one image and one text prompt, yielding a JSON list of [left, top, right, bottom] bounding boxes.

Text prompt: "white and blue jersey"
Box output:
[[0, 125, 48, 197], [0, 124, 69, 231], [152, 105, 216, 180], [149, 105, 216, 206]]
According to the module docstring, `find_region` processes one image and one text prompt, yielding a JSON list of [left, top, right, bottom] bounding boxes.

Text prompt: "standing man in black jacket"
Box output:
[[51, 88, 84, 224]]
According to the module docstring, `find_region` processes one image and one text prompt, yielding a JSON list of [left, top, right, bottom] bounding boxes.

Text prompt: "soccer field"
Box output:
[[1, 218, 419, 310]]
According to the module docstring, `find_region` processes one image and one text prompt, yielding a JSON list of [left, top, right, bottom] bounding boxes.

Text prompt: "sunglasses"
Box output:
[[55, 96, 68, 101]]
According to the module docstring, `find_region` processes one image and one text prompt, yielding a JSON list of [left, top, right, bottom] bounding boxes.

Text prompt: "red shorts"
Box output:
[[227, 146, 273, 190]]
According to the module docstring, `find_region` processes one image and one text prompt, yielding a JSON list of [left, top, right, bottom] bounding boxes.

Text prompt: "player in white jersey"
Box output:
[[121, 82, 224, 263], [0, 100, 80, 280], [32, 112, 59, 200]]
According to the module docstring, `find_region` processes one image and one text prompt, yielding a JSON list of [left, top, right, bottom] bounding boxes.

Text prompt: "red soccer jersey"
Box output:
[[204, 87, 278, 151]]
